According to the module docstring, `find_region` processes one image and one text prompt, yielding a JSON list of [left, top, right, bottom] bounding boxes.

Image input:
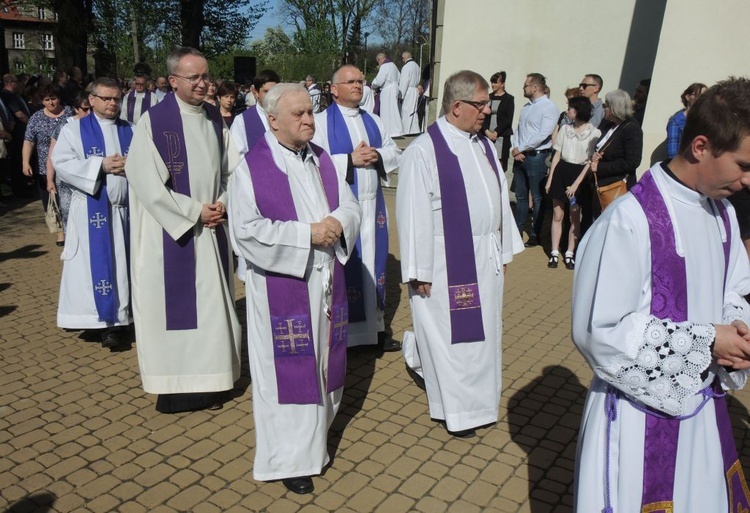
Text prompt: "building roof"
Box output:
[[0, 1, 55, 23]]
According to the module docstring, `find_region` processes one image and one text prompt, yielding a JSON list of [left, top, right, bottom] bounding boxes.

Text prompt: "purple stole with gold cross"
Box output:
[[629, 168, 750, 513], [149, 93, 230, 331], [426, 122, 502, 343], [246, 135, 348, 404], [80, 113, 132, 324]]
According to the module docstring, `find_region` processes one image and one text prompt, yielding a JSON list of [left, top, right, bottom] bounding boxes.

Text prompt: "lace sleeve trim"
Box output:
[[723, 291, 750, 326], [595, 315, 714, 416]]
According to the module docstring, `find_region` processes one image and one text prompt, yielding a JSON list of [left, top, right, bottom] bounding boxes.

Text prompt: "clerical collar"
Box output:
[[661, 159, 696, 193], [278, 141, 308, 159], [337, 104, 360, 116], [174, 94, 203, 114]]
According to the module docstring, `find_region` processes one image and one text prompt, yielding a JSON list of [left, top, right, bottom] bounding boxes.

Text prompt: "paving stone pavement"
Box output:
[[2, 190, 750, 513]]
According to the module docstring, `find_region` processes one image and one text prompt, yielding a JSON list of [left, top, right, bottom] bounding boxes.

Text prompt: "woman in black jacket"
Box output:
[[588, 89, 643, 218], [482, 71, 515, 171]]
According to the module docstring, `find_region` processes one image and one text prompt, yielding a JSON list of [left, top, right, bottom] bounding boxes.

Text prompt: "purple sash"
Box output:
[[80, 114, 132, 324], [126, 90, 152, 123], [325, 103, 388, 321], [426, 123, 502, 343], [246, 136, 347, 404], [630, 169, 748, 512], [149, 93, 228, 331], [241, 105, 266, 152]]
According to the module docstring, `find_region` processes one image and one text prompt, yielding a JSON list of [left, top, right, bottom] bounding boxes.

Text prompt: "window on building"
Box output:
[[42, 34, 53, 50], [12, 33, 24, 49], [38, 7, 45, 19]]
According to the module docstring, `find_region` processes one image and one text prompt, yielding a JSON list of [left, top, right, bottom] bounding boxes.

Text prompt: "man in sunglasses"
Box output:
[[579, 73, 604, 129], [313, 64, 402, 352]]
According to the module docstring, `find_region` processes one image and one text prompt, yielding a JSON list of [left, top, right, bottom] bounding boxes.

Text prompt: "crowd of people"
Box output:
[[4, 46, 750, 510]]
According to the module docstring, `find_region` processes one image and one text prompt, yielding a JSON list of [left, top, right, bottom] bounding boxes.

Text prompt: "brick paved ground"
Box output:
[[2, 185, 750, 513]]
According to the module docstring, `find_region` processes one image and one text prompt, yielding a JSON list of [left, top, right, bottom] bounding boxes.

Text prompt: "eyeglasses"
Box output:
[[459, 99, 490, 109], [335, 79, 365, 86], [579, 83, 597, 89], [78, 107, 90, 112], [91, 94, 121, 103], [134, 82, 146, 87], [522, 83, 533, 89], [172, 74, 212, 86]]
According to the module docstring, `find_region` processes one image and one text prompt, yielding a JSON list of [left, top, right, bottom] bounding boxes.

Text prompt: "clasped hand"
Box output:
[[351, 141, 379, 167], [201, 202, 226, 228], [102, 154, 127, 176], [311, 216, 343, 247], [713, 320, 750, 370]]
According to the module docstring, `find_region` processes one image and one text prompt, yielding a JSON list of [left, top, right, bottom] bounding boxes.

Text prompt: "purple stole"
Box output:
[[426, 122, 502, 343], [149, 93, 230, 331], [325, 103, 388, 322], [126, 90, 152, 123], [80, 114, 132, 324], [630, 169, 749, 513], [240, 105, 266, 152], [246, 136, 348, 404]]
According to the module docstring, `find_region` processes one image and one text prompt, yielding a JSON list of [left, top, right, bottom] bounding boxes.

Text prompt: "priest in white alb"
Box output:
[[126, 47, 242, 414], [313, 64, 402, 352], [52, 77, 134, 349], [572, 77, 750, 513], [120, 74, 158, 125], [371, 53, 402, 138], [228, 83, 361, 495], [398, 52, 421, 136], [396, 70, 524, 438]]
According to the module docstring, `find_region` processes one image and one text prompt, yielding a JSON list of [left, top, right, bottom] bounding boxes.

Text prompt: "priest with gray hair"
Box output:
[[228, 82, 361, 495], [396, 70, 523, 438]]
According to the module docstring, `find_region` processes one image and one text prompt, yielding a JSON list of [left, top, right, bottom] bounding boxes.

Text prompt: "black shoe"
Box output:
[[564, 255, 575, 270], [406, 364, 426, 391], [447, 428, 476, 439], [378, 332, 402, 352], [547, 255, 559, 268], [101, 330, 120, 348], [524, 238, 539, 248], [282, 476, 314, 495]]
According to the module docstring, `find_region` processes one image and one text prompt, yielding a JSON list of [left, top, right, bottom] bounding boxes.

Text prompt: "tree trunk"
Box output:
[[130, 4, 140, 64], [180, 0, 204, 49], [52, 0, 92, 74]]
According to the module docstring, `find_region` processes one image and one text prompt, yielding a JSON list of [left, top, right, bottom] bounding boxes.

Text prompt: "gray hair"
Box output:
[[604, 89, 634, 121], [402, 51, 412, 60], [264, 83, 308, 116], [166, 47, 205, 76], [441, 70, 489, 113]]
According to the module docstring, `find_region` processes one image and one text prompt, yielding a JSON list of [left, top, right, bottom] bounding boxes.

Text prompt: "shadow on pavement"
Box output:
[[232, 296, 252, 399], [0, 244, 47, 262], [508, 365, 585, 513], [3, 491, 56, 513]]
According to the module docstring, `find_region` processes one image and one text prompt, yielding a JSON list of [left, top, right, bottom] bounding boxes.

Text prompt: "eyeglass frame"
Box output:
[[91, 94, 121, 103], [171, 73, 213, 87], [458, 99, 490, 110], [579, 82, 598, 89]]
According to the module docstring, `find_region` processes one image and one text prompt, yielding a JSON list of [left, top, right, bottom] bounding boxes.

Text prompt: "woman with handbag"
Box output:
[[22, 83, 73, 245], [588, 89, 643, 218], [544, 96, 600, 270]]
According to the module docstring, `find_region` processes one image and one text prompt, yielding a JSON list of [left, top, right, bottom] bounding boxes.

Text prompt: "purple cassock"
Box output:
[[245, 135, 348, 405], [599, 170, 750, 513]]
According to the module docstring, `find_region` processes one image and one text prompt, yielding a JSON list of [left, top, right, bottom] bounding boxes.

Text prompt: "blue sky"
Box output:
[[247, 0, 284, 43]]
